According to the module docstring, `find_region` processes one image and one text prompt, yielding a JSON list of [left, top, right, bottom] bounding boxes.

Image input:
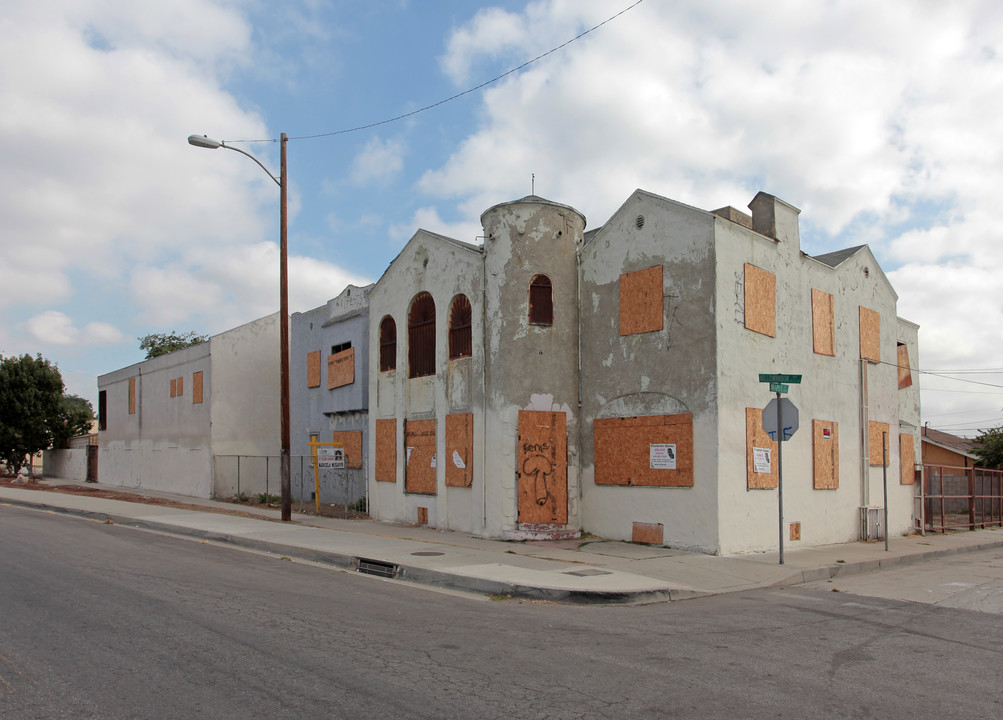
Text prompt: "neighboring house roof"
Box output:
[[811, 245, 867, 267], [921, 427, 978, 460]]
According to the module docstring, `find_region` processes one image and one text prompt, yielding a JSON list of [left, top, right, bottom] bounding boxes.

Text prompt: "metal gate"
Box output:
[[920, 464, 1003, 532]]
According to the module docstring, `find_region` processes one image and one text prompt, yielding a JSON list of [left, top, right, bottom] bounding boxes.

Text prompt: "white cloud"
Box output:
[[350, 136, 405, 186], [389, 207, 481, 247], [24, 311, 125, 346]]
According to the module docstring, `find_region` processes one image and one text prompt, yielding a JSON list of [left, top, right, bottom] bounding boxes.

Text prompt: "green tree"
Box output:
[[0, 354, 64, 475], [52, 394, 95, 449], [971, 426, 1003, 469], [138, 331, 208, 359]]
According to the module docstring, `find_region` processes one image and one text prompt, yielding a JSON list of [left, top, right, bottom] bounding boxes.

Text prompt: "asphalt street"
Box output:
[[1, 505, 1000, 719]]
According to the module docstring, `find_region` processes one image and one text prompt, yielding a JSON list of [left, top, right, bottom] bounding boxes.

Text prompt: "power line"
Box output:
[[226, 0, 648, 145]]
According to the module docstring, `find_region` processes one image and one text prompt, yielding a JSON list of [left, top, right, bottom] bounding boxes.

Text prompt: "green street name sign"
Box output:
[[769, 382, 789, 393], [759, 373, 802, 384]]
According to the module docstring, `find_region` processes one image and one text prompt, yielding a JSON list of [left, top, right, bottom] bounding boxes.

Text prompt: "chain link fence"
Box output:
[[213, 455, 366, 514]]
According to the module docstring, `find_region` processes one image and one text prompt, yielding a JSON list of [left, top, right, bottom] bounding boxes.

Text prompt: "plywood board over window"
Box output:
[[746, 408, 778, 489], [900, 433, 916, 485], [859, 306, 881, 362], [375, 419, 397, 483], [192, 371, 204, 404], [897, 343, 913, 389], [869, 421, 891, 466], [170, 378, 177, 398], [128, 377, 136, 415], [332, 430, 363, 468], [811, 289, 835, 356], [744, 264, 776, 337], [306, 350, 321, 388], [445, 413, 474, 487], [405, 419, 437, 495], [176, 376, 183, 397], [812, 419, 839, 490], [619, 265, 664, 336], [517, 410, 568, 524], [594, 414, 694, 487], [328, 347, 355, 389]]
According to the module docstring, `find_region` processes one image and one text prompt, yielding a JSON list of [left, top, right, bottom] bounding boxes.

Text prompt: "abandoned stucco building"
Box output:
[[367, 190, 921, 554]]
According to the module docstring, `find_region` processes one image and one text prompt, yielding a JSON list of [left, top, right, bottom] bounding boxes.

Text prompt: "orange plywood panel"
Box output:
[[327, 348, 354, 389], [517, 410, 568, 524], [306, 350, 321, 388], [192, 371, 203, 404], [445, 413, 474, 487], [812, 419, 839, 490], [417, 506, 428, 525], [811, 289, 835, 356], [859, 306, 881, 362], [593, 414, 694, 487], [897, 344, 913, 389], [744, 264, 776, 337], [619, 265, 664, 336], [332, 430, 363, 469], [632, 522, 664, 545], [128, 377, 136, 415], [869, 421, 891, 466], [170, 378, 177, 398], [176, 376, 183, 397], [405, 419, 437, 495], [375, 419, 397, 483], [746, 407, 778, 489], [900, 433, 916, 485]]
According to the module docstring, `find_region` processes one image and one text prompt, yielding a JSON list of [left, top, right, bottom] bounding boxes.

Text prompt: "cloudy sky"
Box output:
[[2, 0, 1002, 436]]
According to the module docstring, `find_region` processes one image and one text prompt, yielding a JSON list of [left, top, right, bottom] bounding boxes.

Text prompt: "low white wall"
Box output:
[[99, 441, 211, 498], [42, 448, 88, 482]]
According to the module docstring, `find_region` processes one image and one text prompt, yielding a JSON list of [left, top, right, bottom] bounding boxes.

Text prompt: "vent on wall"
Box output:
[[635, 214, 645, 229]]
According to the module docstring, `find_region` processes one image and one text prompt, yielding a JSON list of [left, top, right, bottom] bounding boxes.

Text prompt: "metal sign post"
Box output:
[[759, 374, 802, 565], [882, 432, 889, 552], [308, 438, 345, 514]]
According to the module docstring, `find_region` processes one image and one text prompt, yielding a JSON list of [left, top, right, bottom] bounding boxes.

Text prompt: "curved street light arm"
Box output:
[[219, 142, 282, 188]]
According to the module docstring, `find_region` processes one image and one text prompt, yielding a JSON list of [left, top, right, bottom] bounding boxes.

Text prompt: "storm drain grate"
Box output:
[[355, 557, 399, 578]]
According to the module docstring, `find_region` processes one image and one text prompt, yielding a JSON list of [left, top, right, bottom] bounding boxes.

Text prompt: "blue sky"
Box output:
[[2, 0, 1003, 436]]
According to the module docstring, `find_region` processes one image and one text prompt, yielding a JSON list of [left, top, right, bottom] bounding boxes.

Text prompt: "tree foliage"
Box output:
[[139, 331, 208, 359], [0, 354, 64, 475], [52, 394, 95, 450], [971, 426, 1003, 469]]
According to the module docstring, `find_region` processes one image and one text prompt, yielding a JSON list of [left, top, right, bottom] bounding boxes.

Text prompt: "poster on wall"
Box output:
[[753, 447, 772, 474], [649, 443, 677, 470]]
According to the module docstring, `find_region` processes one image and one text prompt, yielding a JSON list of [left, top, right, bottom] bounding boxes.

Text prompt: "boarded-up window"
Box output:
[[332, 430, 363, 468], [375, 419, 397, 483], [900, 433, 916, 485], [859, 306, 880, 362], [869, 421, 891, 466], [746, 408, 778, 489], [379, 316, 397, 372], [192, 371, 203, 404], [744, 264, 776, 337], [448, 295, 472, 359], [408, 293, 436, 378], [170, 378, 177, 398], [811, 289, 835, 356], [445, 413, 473, 487], [176, 376, 182, 397], [812, 419, 839, 490], [327, 347, 355, 389], [405, 419, 437, 494], [620, 265, 664, 336], [528, 274, 553, 325], [594, 414, 694, 487], [517, 410, 567, 524], [897, 343, 912, 389], [307, 350, 321, 388], [128, 377, 136, 415]]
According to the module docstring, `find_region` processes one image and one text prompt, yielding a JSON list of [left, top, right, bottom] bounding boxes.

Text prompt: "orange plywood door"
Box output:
[[517, 410, 568, 524]]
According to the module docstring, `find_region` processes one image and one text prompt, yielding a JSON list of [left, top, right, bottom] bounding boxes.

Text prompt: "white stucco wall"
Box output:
[[42, 448, 89, 481]]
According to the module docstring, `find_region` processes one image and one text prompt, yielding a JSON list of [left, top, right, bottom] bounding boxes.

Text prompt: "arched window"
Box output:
[[379, 316, 396, 372], [408, 292, 436, 378], [448, 295, 472, 359], [528, 274, 553, 325]]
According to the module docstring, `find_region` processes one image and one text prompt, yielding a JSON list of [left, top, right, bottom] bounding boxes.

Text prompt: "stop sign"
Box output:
[[762, 398, 799, 441]]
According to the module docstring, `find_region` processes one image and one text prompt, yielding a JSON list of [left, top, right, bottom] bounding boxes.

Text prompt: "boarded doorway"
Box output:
[[517, 410, 567, 524]]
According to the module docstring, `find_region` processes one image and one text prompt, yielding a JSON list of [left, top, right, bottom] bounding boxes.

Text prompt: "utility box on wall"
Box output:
[[859, 506, 885, 541]]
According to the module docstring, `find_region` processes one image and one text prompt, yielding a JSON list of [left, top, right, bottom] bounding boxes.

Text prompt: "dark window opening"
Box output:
[[379, 316, 397, 372], [408, 293, 436, 378], [331, 341, 352, 355], [98, 390, 107, 431], [529, 274, 553, 325], [449, 295, 472, 359]]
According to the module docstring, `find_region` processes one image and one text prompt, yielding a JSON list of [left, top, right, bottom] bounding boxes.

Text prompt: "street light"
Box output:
[[188, 133, 292, 522]]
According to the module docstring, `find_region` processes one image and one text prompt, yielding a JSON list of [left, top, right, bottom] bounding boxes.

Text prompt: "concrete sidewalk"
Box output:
[[3, 481, 1001, 604]]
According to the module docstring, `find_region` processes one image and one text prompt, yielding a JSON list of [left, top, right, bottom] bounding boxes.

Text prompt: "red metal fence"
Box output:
[[921, 464, 1003, 533]]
